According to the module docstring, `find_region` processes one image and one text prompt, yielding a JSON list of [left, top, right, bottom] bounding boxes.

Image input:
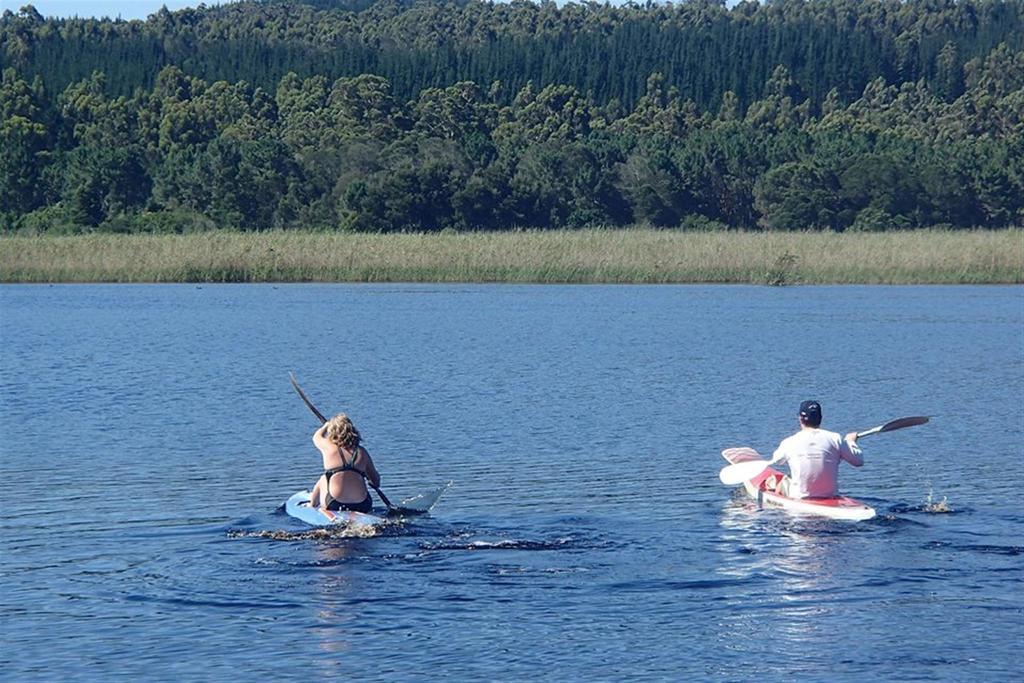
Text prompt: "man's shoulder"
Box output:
[[778, 431, 805, 447], [814, 429, 848, 451], [785, 428, 841, 445]]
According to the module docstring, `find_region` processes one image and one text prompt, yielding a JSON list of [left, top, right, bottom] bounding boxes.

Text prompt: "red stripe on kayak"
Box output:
[[753, 466, 869, 509]]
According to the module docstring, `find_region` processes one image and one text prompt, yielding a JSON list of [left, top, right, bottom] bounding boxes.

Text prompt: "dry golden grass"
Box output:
[[0, 229, 1021, 284]]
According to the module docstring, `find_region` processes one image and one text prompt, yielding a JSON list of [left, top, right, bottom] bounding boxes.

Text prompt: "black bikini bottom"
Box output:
[[326, 493, 373, 513]]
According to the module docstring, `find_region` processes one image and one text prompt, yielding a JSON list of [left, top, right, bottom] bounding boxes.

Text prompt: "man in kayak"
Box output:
[[767, 400, 863, 498], [308, 413, 382, 513]]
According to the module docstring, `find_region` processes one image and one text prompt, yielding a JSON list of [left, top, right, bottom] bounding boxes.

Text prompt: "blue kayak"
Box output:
[[284, 490, 387, 527]]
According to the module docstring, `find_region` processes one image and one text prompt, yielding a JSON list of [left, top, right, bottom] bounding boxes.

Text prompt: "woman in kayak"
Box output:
[[768, 400, 863, 498], [308, 413, 381, 513]]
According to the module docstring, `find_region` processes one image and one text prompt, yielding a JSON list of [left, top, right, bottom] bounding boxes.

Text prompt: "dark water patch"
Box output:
[[922, 541, 1023, 556], [123, 593, 302, 610], [607, 577, 755, 592], [73, 560, 151, 577], [851, 574, 951, 590], [869, 513, 930, 529], [116, 521, 248, 540]]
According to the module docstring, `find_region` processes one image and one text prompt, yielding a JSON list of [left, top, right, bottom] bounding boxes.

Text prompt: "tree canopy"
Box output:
[[1, 0, 1021, 232]]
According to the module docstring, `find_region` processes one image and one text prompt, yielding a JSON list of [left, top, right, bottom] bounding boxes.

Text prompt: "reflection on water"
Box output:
[[311, 542, 360, 667]]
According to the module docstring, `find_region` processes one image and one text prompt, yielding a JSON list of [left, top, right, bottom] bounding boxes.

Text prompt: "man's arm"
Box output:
[[771, 437, 790, 465], [841, 432, 864, 467]]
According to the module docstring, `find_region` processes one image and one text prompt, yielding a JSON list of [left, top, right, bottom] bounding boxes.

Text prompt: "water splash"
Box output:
[[924, 486, 953, 514], [886, 487, 956, 516], [423, 539, 563, 551], [228, 524, 382, 541]]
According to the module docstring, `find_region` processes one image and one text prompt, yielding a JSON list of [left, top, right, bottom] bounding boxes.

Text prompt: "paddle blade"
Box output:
[[722, 446, 762, 462], [719, 460, 769, 485], [386, 481, 452, 516], [857, 416, 930, 438], [877, 416, 930, 432]]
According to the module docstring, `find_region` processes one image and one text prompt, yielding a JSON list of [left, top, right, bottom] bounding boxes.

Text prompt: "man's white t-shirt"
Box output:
[[772, 428, 864, 498]]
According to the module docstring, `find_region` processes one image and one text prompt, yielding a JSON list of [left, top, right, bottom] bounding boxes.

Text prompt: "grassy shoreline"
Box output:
[[1, 229, 1021, 284]]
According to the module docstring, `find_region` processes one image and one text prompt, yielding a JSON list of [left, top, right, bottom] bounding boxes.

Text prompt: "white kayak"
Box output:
[[721, 447, 876, 521], [284, 490, 387, 527]]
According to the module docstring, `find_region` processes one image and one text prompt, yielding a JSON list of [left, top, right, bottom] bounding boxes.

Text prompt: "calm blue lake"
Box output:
[[1, 284, 1022, 680]]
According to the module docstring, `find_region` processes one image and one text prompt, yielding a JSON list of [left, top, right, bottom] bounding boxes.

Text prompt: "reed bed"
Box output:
[[0, 229, 1021, 284]]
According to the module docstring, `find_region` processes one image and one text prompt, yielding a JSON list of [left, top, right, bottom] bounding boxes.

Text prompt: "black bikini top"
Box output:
[[323, 447, 366, 507]]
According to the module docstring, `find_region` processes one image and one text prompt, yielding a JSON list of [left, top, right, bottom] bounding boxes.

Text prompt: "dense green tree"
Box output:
[[339, 136, 467, 232], [411, 81, 497, 146], [0, 68, 51, 216], [63, 144, 151, 226], [754, 161, 840, 231], [0, 113, 49, 215], [837, 153, 922, 225]]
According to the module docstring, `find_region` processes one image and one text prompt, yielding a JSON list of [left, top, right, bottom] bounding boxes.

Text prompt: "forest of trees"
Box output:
[[1, 0, 1021, 233]]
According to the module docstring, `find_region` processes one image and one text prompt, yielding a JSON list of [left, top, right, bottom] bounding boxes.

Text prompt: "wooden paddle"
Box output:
[[718, 416, 930, 485], [289, 372, 405, 514]]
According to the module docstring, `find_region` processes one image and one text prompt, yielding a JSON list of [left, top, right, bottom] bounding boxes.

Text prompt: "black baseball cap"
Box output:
[[799, 400, 822, 424]]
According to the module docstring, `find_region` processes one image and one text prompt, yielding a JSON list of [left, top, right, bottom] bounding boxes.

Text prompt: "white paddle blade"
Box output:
[[396, 481, 452, 513], [722, 446, 762, 461], [719, 460, 769, 485]]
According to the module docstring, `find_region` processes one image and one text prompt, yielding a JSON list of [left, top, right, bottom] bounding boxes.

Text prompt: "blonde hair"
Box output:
[[325, 413, 361, 450]]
